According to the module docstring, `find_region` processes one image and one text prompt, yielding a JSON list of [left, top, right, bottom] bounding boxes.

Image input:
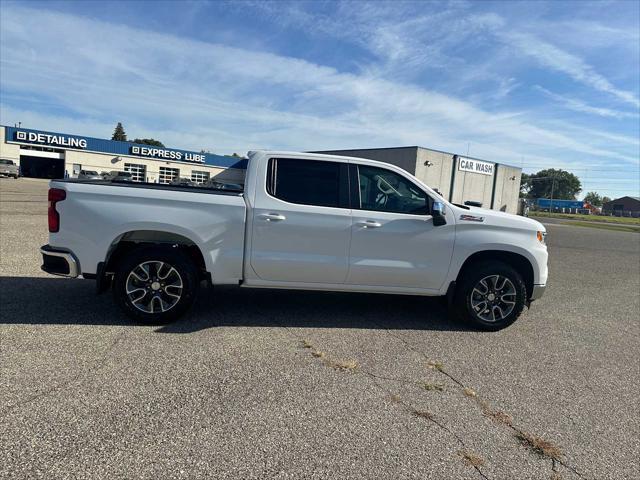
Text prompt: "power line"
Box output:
[[521, 167, 640, 172]]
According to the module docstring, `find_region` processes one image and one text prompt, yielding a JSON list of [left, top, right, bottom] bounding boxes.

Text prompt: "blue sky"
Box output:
[[1, 0, 638, 199]]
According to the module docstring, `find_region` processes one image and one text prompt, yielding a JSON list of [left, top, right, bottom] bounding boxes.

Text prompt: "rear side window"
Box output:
[[267, 158, 349, 208]]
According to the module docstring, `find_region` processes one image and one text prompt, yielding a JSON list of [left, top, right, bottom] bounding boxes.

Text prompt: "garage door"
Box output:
[[19, 155, 65, 179], [124, 163, 146, 182], [159, 166, 179, 184]]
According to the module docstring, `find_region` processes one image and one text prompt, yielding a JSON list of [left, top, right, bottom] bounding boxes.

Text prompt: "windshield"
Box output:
[[0, 159, 15, 165]]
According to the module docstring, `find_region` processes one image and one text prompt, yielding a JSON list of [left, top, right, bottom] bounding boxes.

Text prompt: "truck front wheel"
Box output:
[[113, 246, 199, 324], [454, 261, 527, 331]]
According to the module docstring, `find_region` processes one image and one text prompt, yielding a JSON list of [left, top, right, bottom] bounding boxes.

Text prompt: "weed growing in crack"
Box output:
[[458, 450, 485, 467], [488, 410, 513, 427], [422, 383, 445, 392], [463, 387, 477, 397], [427, 360, 444, 371], [311, 350, 325, 358], [516, 431, 562, 461], [550, 472, 563, 480], [389, 394, 402, 404], [301, 339, 313, 349], [325, 358, 358, 372]]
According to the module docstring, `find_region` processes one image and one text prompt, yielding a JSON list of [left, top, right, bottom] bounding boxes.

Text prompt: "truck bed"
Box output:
[[49, 178, 247, 281], [56, 178, 244, 196]]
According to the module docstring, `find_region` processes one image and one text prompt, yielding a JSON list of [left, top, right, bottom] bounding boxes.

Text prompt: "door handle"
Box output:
[[357, 220, 382, 228], [260, 213, 286, 222]]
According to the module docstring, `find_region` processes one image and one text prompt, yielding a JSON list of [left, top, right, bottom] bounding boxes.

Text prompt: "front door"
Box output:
[[250, 157, 352, 284], [346, 164, 454, 291]]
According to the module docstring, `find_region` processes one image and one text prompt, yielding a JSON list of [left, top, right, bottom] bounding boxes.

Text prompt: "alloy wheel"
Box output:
[[470, 274, 517, 322], [125, 260, 183, 313]]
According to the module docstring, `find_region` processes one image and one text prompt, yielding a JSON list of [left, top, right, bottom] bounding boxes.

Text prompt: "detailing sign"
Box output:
[[130, 145, 205, 163], [15, 130, 87, 149], [458, 157, 494, 176]]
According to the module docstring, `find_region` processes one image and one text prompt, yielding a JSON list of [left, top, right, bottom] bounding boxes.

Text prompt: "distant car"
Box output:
[[78, 170, 102, 180], [0, 159, 19, 179], [170, 177, 196, 187], [206, 180, 244, 191], [103, 171, 133, 182]]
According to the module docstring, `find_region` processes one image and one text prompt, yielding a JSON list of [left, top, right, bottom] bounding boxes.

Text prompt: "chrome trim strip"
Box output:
[[530, 284, 546, 301], [40, 247, 79, 278]]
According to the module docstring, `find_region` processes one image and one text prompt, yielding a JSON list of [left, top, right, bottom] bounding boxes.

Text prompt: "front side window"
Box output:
[[267, 158, 348, 208], [356, 165, 429, 215]]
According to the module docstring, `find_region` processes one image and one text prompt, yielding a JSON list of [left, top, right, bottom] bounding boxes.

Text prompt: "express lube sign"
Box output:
[[458, 157, 494, 176], [130, 145, 205, 163]]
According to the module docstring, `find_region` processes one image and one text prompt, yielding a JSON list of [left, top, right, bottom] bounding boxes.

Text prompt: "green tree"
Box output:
[[133, 138, 165, 147], [520, 172, 532, 198], [111, 122, 127, 141], [583, 191, 603, 206], [526, 169, 582, 200]]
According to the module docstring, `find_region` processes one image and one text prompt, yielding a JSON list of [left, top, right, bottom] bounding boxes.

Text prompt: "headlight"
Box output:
[[537, 231, 546, 244]]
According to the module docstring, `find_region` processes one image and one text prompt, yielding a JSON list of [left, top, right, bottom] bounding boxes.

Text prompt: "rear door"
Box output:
[[249, 157, 352, 284], [346, 163, 455, 290]]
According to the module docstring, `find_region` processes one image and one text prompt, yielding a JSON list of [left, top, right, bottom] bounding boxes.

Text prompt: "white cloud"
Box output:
[[504, 31, 639, 108], [535, 86, 639, 119]]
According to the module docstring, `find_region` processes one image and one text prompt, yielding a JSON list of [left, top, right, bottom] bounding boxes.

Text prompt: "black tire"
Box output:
[[113, 246, 200, 324], [453, 261, 527, 331]]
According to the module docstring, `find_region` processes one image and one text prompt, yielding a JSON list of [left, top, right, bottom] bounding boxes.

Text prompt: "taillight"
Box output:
[[48, 188, 66, 232]]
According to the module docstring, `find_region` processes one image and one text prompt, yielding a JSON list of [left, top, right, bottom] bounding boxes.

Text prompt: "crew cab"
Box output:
[[41, 151, 548, 330]]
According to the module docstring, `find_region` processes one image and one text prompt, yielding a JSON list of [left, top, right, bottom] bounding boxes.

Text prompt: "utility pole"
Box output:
[[549, 177, 555, 217]]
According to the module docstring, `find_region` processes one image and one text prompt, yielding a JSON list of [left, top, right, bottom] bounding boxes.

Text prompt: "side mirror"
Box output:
[[432, 201, 447, 226]]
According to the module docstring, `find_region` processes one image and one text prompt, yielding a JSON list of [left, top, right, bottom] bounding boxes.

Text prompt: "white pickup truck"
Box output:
[[41, 150, 547, 330]]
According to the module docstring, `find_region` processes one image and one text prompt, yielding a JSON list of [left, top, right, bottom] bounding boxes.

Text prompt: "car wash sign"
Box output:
[[458, 157, 494, 176]]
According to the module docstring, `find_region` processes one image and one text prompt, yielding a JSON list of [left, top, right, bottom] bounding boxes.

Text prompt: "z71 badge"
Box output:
[[460, 214, 484, 222]]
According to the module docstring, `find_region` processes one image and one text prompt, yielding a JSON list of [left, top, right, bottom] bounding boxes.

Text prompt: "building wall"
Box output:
[[451, 166, 494, 208], [492, 165, 522, 213], [317, 147, 419, 175], [413, 148, 454, 198], [0, 128, 20, 162], [64, 149, 230, 183]]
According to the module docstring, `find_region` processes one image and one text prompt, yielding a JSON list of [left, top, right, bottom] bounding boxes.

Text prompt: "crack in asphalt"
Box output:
[[375, 325, 587, 480], [361, 371, 491, 480], [279, 326, 492, 480], [0, 329, 127, 419]]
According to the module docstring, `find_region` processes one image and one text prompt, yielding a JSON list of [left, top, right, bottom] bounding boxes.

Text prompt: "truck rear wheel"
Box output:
[[454, 261, 527, 331], [113, 246, 199, 324]]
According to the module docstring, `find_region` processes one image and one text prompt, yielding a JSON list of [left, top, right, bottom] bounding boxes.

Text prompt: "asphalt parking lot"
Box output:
[[1, 178, 638, 480]]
